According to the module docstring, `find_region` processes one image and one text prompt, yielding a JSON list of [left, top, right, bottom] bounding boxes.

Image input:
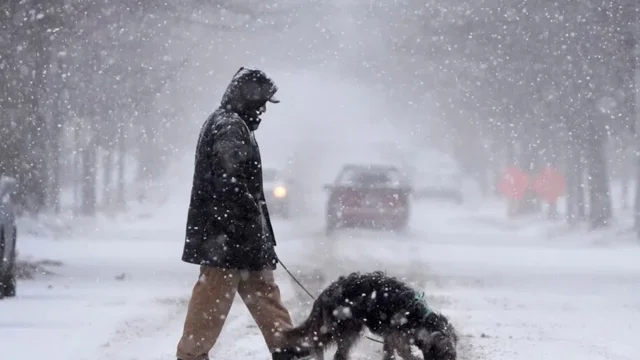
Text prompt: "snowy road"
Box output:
[[2, 199, 639, 360]]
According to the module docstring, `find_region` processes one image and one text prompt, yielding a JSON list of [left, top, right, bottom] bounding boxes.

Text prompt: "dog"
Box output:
[[282, 271, 457, 360]]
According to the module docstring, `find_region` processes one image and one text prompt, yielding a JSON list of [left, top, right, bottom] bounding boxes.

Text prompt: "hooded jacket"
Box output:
[[182, 68, 279, 270]]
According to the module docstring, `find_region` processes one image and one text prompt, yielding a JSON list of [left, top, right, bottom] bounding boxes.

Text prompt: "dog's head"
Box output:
[[415, 314, 458, 360], [418, 330, 457, 360]]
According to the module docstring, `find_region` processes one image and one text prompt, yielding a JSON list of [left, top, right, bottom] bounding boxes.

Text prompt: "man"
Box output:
[[177, 67, 308, 360]]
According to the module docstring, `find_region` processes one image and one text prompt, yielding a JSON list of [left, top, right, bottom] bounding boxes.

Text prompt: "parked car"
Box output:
[[263, 167, 291, 219], [0, 176, 17, 299], [411, 154, 464, 204], [324, 164, 411, 234]]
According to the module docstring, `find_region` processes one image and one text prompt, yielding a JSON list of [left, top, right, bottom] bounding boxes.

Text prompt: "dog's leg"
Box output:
[[313, 348, 325, 360], [400, 334, 423, 360], [395, 342, 421, 360], [382, 335, 397, 360], [333, 332, 358, 360], [386, 332, 421, 360], [312, 333, 333, 360]]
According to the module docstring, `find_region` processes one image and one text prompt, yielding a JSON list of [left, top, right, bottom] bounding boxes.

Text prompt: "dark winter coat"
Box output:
[[182, 68, 280, 270]]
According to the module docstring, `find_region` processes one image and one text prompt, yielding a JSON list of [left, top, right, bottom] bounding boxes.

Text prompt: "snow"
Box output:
[[3, 2, 638, 359], [3, 174, 639, 360]]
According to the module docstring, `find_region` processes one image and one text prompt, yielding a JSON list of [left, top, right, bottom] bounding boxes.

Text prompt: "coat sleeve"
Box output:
[[210, 121, 261, 217]]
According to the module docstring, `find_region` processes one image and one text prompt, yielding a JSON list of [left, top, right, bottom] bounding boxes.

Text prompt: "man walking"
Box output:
[[177, 67, 307, 360]]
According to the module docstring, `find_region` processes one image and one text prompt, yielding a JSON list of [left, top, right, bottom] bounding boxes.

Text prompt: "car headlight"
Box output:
[[273, 186, 287, 198]]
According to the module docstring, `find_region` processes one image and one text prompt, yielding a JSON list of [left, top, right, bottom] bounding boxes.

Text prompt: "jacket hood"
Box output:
[[220, 67, 280, 114]]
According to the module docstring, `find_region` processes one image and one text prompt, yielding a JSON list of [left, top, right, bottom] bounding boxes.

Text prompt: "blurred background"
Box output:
[[1, 0, 638, 230]]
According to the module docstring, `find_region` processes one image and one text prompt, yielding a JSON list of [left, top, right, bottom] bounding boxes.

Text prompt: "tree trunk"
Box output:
[[565, 139, 576, 222], [566, 133, 588, 224], [575, 152, 586, 222], [102, 150, 113, 208], [116, 123, 126, 208], [73, 125, 81, 215], [518, 138, 541, 215], [48, 128, 61, 213], [48, 101, 63, 213], [81, 137, 97, 216], [634, 150, 640, 235], [136, 123, 154, 204], [576, 143, 587, 222], [23, 113, 49, 214], [621, 172, 630, 210], [629, 38, 640, 238], [548, 200, 559, 220], [585, 123, 612, 229], [27, 14, 53, 214]]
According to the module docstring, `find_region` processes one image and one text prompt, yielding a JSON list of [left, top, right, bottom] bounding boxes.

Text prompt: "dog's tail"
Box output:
[[285, 300, 324, 339], [282, 300, 329, 349]]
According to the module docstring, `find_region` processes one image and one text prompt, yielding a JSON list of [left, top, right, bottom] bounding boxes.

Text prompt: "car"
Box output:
[[324, 164, 411, 234], [410, 153, 464, 204], [263, 167, 291, 219], [0, 176, 17, 299]]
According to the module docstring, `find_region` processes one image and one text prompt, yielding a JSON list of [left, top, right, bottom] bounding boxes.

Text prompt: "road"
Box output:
[[2, 199, 639, 360]]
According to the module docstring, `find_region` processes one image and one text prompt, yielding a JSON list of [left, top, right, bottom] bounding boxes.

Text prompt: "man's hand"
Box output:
[[239, 192, 261, 217]]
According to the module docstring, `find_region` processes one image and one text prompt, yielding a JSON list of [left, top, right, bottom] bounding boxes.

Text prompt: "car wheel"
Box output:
[[1, 229, 17, 298], [0, 271, 16, 298], [391, 211, 410, 233], [391, 226, 408, 236], [0, 228, 4, 299], [392, 220, 408, 233]]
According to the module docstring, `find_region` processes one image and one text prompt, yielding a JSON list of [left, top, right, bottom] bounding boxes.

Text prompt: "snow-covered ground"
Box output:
[[2, 182, 639, 360]]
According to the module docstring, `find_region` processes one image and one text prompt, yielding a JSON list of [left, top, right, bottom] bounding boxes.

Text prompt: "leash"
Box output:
[[278, 255, 317, 300], [277, 255, 385, 345]]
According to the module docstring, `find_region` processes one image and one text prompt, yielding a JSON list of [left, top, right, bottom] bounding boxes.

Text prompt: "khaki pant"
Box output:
[[176, 266, 293, 360]]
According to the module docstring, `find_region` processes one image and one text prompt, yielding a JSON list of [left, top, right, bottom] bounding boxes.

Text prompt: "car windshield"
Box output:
[[336, 167, 401, 187]]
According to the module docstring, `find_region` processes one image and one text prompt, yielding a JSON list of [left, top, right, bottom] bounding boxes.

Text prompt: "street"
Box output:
[[2, 197, 639, 360]]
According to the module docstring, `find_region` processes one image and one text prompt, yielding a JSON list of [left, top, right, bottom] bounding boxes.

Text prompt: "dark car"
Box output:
[[0, 176, 17, 299], [324, 164, 411, 234], [263, 167, 291, 219]]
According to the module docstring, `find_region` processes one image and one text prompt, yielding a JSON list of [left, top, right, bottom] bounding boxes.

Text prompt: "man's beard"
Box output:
[[245, 104, 266, 131], [246, 116, 262, 131]]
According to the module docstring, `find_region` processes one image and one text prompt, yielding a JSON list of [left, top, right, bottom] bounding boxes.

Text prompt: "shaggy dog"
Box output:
[[282, 272, 457, 360]]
